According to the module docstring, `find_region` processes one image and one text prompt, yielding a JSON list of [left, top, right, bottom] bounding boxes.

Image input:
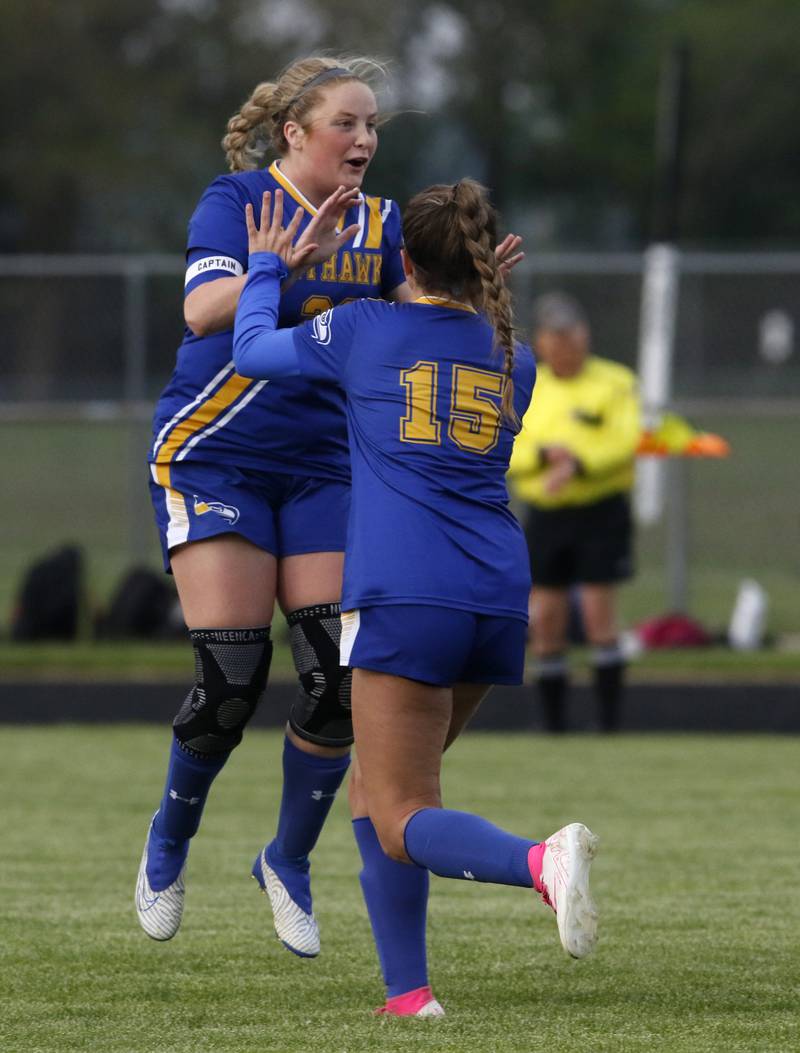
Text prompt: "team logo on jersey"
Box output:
[[311, 308, 333, 346], [192, 495, 240, 525]]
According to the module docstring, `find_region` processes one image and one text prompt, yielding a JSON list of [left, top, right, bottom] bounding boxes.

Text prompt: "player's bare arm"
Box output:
[[184, 273, 247, 337]]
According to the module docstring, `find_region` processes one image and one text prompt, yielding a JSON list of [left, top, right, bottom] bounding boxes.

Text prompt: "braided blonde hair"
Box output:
[[402, 179, 518, 424], [222, 55, 385, 172]]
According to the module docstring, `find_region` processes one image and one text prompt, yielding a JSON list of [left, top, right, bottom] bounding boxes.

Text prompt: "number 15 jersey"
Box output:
[[291, 298, 537, 620]]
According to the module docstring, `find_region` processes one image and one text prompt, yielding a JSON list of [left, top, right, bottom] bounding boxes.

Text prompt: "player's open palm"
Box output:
[[296, 185, 361, 267], [245, 190, 317, 271]]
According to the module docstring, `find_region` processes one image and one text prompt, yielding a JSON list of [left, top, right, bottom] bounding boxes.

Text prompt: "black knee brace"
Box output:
[[173, 627, 272, 756], [287, 602, 353, 747]]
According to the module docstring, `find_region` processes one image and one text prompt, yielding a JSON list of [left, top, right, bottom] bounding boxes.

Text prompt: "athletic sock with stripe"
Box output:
[[149, 735, 229, 890], [403, 807, 537, 887], [265, 735, 351, 913]]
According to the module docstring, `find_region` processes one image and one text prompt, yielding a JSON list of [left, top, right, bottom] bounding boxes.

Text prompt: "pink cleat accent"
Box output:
[[528, 842, 548, 899], [375, 985, 445, 1018], [528, 823, 599, 959]]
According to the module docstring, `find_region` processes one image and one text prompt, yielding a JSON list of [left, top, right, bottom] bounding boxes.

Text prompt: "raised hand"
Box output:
[[496, 233, 525, 279], [245, 190, 319, 271], [294, 185, 362, 268]]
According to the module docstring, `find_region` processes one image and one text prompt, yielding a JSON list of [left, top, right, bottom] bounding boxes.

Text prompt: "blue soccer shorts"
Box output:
[[340, 604, 528, 687], [149, 460, 349, 569]]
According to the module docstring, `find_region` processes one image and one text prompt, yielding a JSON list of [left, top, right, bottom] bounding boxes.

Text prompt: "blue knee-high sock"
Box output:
[[404, 808, 536, 887], [148, 735, 229, 889], [353, 817, 429, 999], [269, 735, 351, 862], [153, 735, 229, 842]]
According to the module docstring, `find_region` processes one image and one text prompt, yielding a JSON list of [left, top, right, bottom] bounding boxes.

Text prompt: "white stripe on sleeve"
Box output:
[[352, 199, 367, 249]]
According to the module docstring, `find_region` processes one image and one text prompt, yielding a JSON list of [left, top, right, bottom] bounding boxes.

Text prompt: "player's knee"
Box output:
[[370, 803, 426, 863], [287, 602, 353, 748], [372, 814, 409, 863], [173, 626, 272, 756]]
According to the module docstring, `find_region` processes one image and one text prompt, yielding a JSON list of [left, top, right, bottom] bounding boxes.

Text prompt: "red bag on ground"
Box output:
[[636, 613, 714, 649]]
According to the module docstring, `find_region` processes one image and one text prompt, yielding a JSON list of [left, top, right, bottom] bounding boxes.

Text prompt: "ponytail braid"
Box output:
[[403, 180, 519, 425], [222, 81, 278, 172], [452, 182, 518, 425]]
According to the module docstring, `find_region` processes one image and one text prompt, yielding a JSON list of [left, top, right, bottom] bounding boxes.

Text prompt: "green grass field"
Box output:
[[2, 728, 798, 1053]]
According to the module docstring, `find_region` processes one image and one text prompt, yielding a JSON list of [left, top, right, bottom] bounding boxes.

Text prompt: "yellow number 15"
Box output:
[[400, 361, 505, 455]]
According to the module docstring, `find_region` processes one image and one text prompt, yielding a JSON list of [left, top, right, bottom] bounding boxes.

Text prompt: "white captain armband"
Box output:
[[184, 255, 244, 287]]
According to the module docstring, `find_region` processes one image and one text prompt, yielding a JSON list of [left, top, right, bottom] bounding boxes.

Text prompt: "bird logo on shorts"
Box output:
[[193, 495, 240, 525]]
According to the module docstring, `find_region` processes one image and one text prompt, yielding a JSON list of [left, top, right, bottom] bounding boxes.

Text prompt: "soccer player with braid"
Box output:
[[137, 55, 417, 956], [233, 179, 600, 1015]]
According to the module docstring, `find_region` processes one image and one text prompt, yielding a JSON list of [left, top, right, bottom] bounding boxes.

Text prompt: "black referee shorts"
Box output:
[[523, 492, 634, 588]]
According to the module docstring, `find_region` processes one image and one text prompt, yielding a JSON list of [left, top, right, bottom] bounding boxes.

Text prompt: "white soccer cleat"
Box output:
[[252, 848, 320, 958], [135, 822, 186, 941], [536, 822, 599, 959], [412, 997, 445, 1018]]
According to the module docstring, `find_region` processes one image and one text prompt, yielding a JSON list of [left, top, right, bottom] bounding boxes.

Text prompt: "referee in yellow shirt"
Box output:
[[508, 293, 641, 732]]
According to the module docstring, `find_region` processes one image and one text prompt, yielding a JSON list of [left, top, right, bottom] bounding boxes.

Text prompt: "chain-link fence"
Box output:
[[2, 253, 798, 635]]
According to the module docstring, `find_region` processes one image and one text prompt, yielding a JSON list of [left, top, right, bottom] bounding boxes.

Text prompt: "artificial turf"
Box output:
[[1, 727, 798, 1053]]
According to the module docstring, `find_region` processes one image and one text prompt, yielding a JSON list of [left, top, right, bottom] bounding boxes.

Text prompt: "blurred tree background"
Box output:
[[3, 0, 799, 254]]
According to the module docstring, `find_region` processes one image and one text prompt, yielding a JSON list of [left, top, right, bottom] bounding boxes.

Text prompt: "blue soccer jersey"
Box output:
[[284, 296, 537, 620], [149, 161, 404, 489]]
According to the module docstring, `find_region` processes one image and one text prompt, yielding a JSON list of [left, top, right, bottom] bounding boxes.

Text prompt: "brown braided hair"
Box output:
[[402, 179, 518, 423], [222, 55, 386, 172]]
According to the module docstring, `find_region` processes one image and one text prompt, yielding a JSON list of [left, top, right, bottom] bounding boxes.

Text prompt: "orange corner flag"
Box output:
[[637, 413, 730, 458]]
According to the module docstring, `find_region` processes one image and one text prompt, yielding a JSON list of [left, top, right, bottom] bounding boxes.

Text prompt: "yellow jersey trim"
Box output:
[[414, 295, 477, 314], [364, 197, 383, 248], [268, 161, 319, 214], [268, 161, 345, 231]]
